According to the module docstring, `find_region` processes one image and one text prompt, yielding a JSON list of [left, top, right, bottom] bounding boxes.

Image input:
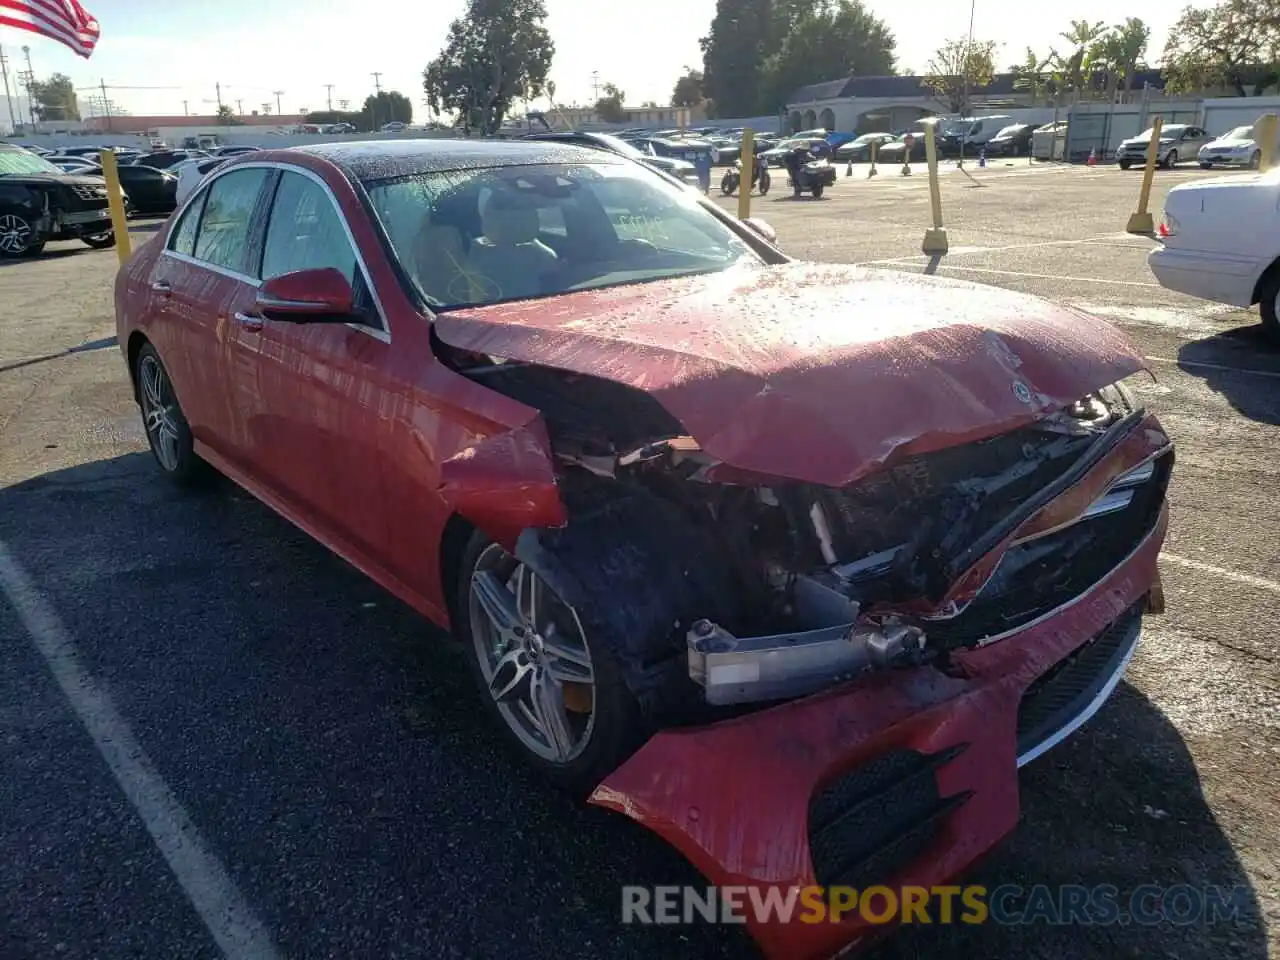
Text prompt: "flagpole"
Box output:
[[0, 45, 17, 135]]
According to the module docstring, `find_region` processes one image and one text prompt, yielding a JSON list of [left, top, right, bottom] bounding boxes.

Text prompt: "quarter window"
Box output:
[[261, 171, 357, 283], [192, 167, 270, 273], [169, 188, 207, 257]]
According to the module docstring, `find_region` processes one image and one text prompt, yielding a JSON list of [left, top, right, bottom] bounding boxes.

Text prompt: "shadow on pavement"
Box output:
[[0, 249, 81, 269], [0, 453, 1265, 960], [1177, 323, 1280, 426], [0, 336, 117, 375]]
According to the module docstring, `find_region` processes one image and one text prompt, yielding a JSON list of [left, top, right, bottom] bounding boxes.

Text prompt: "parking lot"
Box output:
[[1, 161, 1277, 960]]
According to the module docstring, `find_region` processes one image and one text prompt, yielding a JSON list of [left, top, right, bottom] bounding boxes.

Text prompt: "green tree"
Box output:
[[699, 0, 774, 117], [1058, 19, 1109, 100], [423, 0, 554, 135], [361, 91, 413, 130], [214, 104, 246, 125], [671, 67, 704, 107], [922, 37, 996, 114], [1162, 0, 1280, 97], [757, 0, 895, 113], [1113, 18, 1151, 102], [28, 73, 79, 122], [594, 82, 627, 122]]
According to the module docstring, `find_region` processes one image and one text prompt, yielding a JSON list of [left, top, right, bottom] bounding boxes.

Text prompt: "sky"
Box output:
[[0, 0, 1191, 123]]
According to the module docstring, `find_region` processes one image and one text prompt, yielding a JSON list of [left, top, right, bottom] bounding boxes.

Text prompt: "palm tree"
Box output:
[[1115, 18, 1150, 103], [1060, 19, 1108, 101], [1011, 47, 1049, 104]]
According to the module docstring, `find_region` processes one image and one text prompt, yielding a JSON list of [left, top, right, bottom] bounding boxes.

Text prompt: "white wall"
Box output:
[[1201, 97, 1280, 137]]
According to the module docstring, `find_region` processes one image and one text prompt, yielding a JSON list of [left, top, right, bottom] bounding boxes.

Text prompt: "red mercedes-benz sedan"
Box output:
[[115, 139, 1171, 959]]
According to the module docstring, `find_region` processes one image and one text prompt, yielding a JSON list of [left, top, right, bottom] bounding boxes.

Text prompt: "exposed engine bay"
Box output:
[[442, 342, 1172, 713]]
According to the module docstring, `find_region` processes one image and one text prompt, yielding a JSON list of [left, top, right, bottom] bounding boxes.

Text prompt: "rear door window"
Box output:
[[192, 167, 271, 274], [169, 188, 208, 257]]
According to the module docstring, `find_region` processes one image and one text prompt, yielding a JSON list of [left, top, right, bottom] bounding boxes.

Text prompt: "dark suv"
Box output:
[[0, 143, 115, 256]]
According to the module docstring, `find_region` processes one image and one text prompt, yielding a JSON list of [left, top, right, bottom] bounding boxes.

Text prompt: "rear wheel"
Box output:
[[1118, 160, 1132, 170], [758, 171, 770, 195], [0, 213, 44, 257], [1200, 162, 1213, 169], [134, 343, 207, 485], [82, 232, 116, 249], [812, 183, 825, 199]]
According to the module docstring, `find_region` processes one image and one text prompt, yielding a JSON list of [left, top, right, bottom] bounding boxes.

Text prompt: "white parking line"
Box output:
[[1160, 552, 1280, 595], [1144, 355, 1280, 380], [858, 233, 1152, 267], [0, 540, 281, 960], [878, 262, 1163, 288]]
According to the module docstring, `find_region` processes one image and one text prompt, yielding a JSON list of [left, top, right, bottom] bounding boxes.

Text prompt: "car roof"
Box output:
[[292, 137, 621, 182]]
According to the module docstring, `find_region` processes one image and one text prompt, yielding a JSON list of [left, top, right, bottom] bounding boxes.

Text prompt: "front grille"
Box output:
[[71, 183, 107, 201], [808, 747, 970, 888], [922, 451, 1171, 649], [1016, 604, 1142, 757]]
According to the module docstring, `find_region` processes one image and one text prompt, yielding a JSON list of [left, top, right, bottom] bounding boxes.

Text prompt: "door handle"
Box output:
[[150, 279, 171, 295], [233, 311, 263, 332]]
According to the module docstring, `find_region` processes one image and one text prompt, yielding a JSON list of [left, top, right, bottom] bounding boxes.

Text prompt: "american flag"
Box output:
[[0, 0, 100, 59]]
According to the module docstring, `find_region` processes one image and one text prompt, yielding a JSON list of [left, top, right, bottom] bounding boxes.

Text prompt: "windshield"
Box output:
[[586, 134, 648, 161], [367, 162, 753, 310], [0, 148, 63, 176], [1140, 125, 1185, 140], [1223, 125, 1254, 140], [994, 125, 1025, 138]]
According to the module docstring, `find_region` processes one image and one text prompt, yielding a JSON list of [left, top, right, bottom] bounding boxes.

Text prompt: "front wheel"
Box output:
[[1200, 162, 1213, 169], [82, 232, 116, 249], [758, 171, 771, 195], [720, 173, 737, 196], [134, 343, 207, 485], [1162, 149, 1178, 169], [1250, 151, 1262, 170], [0, 212, 44, 257], [811, 184, 824, 199], [458, 535, 642, 796]]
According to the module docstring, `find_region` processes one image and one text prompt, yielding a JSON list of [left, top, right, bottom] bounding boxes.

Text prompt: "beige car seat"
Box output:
[[467, 192, 558, 301]]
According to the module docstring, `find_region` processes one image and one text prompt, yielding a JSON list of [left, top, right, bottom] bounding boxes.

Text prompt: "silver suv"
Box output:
[[1116, 124, 1213, 170]]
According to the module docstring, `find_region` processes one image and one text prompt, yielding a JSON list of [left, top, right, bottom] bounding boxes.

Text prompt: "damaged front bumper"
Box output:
[[589, 501, 1168, 960]]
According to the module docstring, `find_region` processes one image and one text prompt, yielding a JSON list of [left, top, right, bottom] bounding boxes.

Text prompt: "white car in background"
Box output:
[[174, 156, 227, 207], [1198, 125, 1263, 169], [1148, 167, 1280, 339]]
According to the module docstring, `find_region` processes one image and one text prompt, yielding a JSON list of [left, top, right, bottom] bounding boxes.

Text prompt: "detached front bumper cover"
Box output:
[[589, 500, 1167, 960]]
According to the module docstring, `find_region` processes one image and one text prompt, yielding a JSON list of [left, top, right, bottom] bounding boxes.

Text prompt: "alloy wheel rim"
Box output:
[[468, 543, 596, 764], [138, 356, 182, 471], [0, 214, 32, 254]]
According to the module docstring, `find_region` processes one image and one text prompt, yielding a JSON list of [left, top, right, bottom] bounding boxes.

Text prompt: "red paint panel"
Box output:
[[435, 262, 1147, 487]]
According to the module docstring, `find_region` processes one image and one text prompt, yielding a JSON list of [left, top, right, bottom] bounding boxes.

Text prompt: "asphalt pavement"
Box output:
[[1, 163, 1277, 960]]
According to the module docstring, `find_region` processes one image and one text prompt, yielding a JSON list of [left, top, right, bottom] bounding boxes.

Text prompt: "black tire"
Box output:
[[455, 531, 646, 797], [0, 212, 44, 257], [133, 343, 208, 485], [1200, 162, 1212, 169], [720, 174, 736, 196], [812, 184, 824, 199], [1118, 160, 1132, 170], [82, 232, 116, 249], [759, 172, 770, 195], [1259, 270, 1280, 342], [792, 183, 802, 198], [1163, 149, 1178, 170], [1250, 151, 1262, 170]]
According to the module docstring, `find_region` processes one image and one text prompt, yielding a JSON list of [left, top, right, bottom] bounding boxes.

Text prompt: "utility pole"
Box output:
[[262, 102, 271, 116], [99, 78, 112, 131], [18, 46, 35, 132], [236, 99, 243, 116], [370, 72, 383, 129], [182, 99, 188, 115], [338, 98, 348, 111], [591, 70, 600, 102], [0, 45, 16, 135], [324, 83, 334, 112], [273, 90, 284, 116], [215, 81, 223, 110]]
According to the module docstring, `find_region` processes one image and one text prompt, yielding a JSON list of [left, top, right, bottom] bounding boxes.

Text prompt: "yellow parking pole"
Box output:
[[1256, 112, 1278, 171], [1125, 116, 1163, 235], [737, 129, 755, 220], [921, 120, 948, 254], [867, 140, 878, 178], [98, 148, 132, 265]]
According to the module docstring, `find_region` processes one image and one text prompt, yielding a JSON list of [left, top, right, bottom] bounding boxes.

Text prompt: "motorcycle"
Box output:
[[720, 156, 771, 196], [786, 156, 837, 199]]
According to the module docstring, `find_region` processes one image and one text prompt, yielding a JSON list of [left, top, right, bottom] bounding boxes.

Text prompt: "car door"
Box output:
[[226, 167, 393, 562], [146, 166, 273, 463]]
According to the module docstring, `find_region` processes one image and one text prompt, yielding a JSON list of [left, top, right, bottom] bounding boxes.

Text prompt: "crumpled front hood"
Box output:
[[434, 262, 1147, 487]]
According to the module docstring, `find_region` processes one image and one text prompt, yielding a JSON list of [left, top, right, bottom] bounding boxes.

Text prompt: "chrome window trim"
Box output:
[[160, 159, 392, 342]]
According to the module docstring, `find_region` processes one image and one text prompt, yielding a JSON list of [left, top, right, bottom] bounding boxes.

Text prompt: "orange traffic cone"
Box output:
[[1087, 148, 1097, 167]]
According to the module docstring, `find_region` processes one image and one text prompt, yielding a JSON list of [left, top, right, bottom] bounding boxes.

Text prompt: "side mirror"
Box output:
[[742, 217, 777, 245], [256, 267, 355, 321]]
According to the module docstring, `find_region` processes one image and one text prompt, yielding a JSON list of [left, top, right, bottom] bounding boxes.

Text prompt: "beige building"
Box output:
[[549, 103, 707, 129]]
